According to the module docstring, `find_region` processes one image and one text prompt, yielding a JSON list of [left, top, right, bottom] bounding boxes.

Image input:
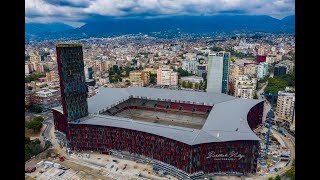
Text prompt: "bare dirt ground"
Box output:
[[25, 128, 42, 140]]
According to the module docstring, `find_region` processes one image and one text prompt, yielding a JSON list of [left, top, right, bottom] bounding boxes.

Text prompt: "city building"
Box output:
[[243, 64, 258, 77], [196, 64, 207, 79], [275, 91, 295, 127], [280, 60, 295, 74], [25, 63, 30, 75], [156, 65, 178, 86], [234, 75, 257, 99], [30, 55, 40, 62], [256, 55, 266, 63], [266, 55, 277, 64], [206, 52, 230, 94], [46, 72, 51, 82], [55, 43, 88, 122], [31, 89, 61, 110], [129, 70, 150, 86], [36, 63, 44, 73], [290, 109, 295, 132], [257, 62, 268, 79], [274, 64, 287, 76], [144, 68, 157, 75], [84, 66, 94, 80], [181, 60, 199, 74]]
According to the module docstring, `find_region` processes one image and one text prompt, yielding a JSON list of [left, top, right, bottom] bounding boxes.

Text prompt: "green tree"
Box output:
[[275, 175, 281, 180], [253, 92, 258, 99], [285, 167, 295, 180], [33, 116, 44, 123], [26, 116, 44, 132], [150, 73, 157, 84], [25, 137, 31, 144], [29, 105, 43, 113], [268, 177, 274, 180], [177, 67, 189, 77], [211, 46, 224, 52], [182, 81, 187, 88], [187, 81, 193, 89]]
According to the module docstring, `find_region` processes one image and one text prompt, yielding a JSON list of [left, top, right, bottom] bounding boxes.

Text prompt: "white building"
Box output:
[[25, 63, 30, 75], [234, 75, 257, 99], [276, 91, 295, 126], [181, 60, 199, 74], [206, 52, 230, 94], [257, 62, 268, 79], [156, 65, 178, 86]]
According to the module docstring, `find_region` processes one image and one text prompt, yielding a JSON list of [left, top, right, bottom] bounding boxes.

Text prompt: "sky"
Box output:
[[26, 0, 295, 28]]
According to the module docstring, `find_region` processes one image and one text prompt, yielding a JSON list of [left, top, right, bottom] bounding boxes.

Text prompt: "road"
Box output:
[[257, 81, 271, 123], [271, 129, 295, 178], [26, 110, 54, 144]]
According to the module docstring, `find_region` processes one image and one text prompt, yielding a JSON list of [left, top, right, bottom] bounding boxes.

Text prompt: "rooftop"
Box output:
[[67, 87, 263, 145]]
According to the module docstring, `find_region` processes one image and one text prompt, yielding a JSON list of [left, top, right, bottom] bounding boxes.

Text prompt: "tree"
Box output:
[[275, 175, 281, 180], [268, 177, 274, 180], [25, 137, 31, 144], [285, 167, 295, 180], [182, 81, 187, 88], [33, 116, 44, 123], [187, 81, 193, 89], [253, 92, 258, 99], [194, 83, 199, 90], [29, 105, 43, 113], [150, 73, 157, 84], [26, 116, 44, 132], [177, 67, 190, 77], [230, 57, 235, 63]]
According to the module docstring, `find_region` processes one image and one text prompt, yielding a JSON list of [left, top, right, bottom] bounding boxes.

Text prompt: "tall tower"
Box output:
[[206, 51, 230, 94], [56, 43, 88, 122]]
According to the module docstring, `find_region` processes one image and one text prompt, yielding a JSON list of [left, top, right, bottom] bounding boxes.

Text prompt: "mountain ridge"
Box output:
[[26, 15, 295, 42]]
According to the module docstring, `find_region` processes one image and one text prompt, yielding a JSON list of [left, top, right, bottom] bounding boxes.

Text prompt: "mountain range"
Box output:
[[25, 15, 295, 42]]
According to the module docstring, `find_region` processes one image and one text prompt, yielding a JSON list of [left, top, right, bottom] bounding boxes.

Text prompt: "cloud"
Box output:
[[25, 0, 295, 27]]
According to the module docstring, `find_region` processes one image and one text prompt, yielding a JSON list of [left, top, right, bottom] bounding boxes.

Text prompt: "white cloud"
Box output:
[[25, 0, 295, 26]]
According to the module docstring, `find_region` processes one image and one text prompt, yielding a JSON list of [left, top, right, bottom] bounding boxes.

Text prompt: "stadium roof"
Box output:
[[69, 87, 263, 145]]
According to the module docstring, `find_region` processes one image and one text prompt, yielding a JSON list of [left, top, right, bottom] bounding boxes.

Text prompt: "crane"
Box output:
[[260, 92, 285, 159]]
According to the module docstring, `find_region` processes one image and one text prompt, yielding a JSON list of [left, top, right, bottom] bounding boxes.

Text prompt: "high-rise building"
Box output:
[[274, 64, 287, 76], [257, 62, 268, 79], [156, 65, 178, 86], [275, 91, 295, 126], [56, 44, 88, 122], [206, 52, 230, 94], [234, 75, 257, 99]]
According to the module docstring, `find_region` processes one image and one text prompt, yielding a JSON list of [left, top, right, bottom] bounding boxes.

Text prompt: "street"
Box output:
[[257, 81, 271, 124]]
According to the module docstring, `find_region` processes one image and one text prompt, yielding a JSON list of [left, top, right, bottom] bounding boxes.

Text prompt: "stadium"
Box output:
[[52, 44, 264, 179], [53, 86, 263, 178]]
